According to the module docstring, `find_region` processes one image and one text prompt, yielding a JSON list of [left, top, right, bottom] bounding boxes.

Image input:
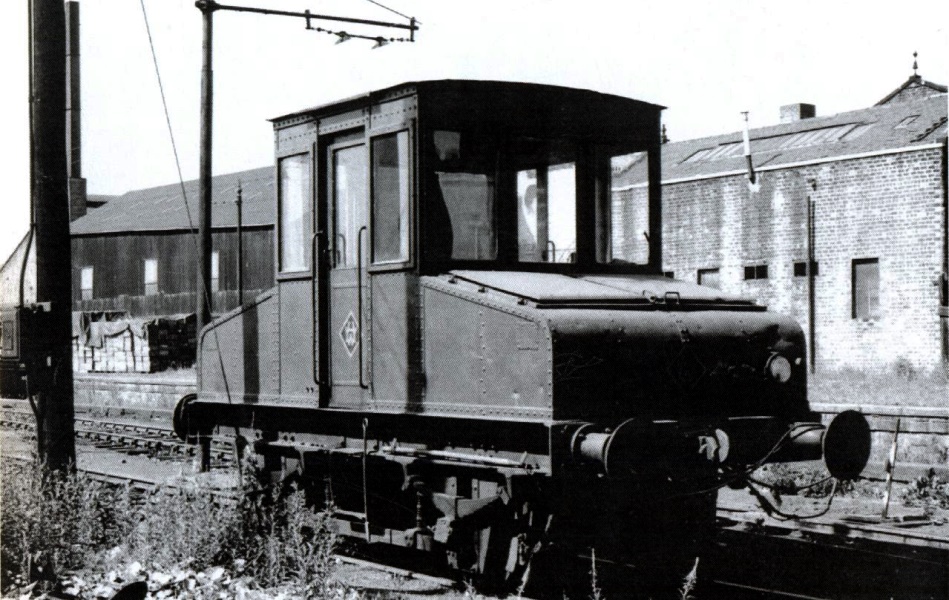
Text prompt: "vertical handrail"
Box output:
[[546, 240, 557, 263], [311, 231, 324, 386], [357, 226, 369, 389], [362, 417, 371, 541]]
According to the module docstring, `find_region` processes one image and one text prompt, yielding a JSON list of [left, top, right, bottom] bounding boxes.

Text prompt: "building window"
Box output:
[[698, 268, 720, 289], [372, 131, 410, 264], [793, 261, 819, 277], [144, 258, 158, 295], [80, 266, 94, 301], [211, 251, 220, 293], [279, 154, 312, 272], [663, 271, 674, 279], [852, 258, 880, 319], [743, 264, 768, 280]]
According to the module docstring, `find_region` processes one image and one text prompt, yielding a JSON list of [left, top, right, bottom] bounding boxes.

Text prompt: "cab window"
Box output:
[[371, 132, 410, 264], [426, 130, 652, 269], [332, 145, 367, 268], [278, 153, 312, 272], [604, 151, 650, 266], [431, 130, 497, 260]]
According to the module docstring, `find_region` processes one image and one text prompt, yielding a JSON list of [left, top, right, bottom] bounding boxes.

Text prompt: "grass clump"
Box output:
[[0, 461, 121, 591], [0, 459, 338, 598]]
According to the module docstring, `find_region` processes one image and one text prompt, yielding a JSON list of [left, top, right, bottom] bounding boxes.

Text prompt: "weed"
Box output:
[[234, 480, 337, 591], [1, 458, 338, 597], [901, 470, 949, 516], [893, 356, 917, 381], [679, 557, 699, 600], [753, 463, 837, 498], [0, 460, 123, 592], [588, 548, 603, 600], [809, 365, 948, 408]]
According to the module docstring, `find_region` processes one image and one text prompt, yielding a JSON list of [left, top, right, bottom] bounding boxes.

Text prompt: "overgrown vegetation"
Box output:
[[1, 459, 337, 599], [901, 471, 949, 516], [808, 362, 948, 408]]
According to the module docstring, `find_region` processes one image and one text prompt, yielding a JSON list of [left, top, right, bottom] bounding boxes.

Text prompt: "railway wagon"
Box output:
[[176, 80, 871, 595]]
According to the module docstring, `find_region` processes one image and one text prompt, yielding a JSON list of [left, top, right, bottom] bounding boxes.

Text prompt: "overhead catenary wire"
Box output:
[[362, 0, 420, 24], [139, 1, 239, 469]]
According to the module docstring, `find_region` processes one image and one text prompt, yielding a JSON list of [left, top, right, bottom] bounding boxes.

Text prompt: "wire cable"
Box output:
[[139, 0, 193, 230], [362, 0, 420, 23], [139, 0, 241, 474]]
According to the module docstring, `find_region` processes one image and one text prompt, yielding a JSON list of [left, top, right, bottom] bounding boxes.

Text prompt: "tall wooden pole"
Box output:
[[197, 0, 214, 342], [30, 0, 76, 470], [236, 182, 243, 306]]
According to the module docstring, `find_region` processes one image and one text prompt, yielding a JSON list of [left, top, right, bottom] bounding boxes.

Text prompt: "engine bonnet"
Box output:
[[449, 271, 758, 310]]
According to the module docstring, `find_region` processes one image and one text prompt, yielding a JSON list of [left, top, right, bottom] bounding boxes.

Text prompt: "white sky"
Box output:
[[0, 0, 946, 262]]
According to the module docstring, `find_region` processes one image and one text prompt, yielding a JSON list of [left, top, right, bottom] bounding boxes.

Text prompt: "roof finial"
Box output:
[[913, 51, 918, 76]]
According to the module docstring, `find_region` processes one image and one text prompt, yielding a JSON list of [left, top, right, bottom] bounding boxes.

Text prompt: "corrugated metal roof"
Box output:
[[631, 93, 946, 185], [71, 166, 274, 235]]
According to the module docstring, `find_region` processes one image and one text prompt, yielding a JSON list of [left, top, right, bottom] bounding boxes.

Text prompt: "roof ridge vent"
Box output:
[[780, 103, 816, 123]]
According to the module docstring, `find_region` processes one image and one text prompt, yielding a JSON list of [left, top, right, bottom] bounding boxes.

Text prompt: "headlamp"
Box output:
[[766, 354, 793, 383]]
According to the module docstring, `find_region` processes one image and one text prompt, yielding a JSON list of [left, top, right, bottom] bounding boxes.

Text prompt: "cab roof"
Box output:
[[271, 79, 665, 125]]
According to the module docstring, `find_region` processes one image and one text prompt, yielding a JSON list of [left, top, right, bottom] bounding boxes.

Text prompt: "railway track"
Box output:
[[711, 511, 948, 600], [0, 399, 234, 467], [2, 399, 946, 598]]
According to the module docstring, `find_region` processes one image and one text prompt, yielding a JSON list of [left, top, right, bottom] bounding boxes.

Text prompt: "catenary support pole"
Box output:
[[236, 182, 243, 306], [197, 1, 214, 338], [30, 0, 76, 470]]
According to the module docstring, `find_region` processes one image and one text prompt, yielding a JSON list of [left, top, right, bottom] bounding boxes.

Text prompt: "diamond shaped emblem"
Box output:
[[339, 312, 360, 357]]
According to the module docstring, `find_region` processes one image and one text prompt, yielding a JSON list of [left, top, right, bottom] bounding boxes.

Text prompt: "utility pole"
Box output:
[[196, 1, 214, 342], [30, 0, 76, 471], [193, 0, 417, 337], [236, 182, 243, 306], [190, 0, 417, 471]]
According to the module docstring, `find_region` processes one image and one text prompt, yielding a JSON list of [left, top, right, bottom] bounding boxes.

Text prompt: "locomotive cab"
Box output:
[[183, 81, 871, 596]]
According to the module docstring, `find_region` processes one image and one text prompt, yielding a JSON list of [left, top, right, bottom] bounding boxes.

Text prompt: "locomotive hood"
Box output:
[[449, 271, 758, 310], [430, 270, 808, 423]]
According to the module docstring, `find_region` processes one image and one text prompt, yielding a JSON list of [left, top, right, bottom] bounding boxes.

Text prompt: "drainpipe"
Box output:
[[941, 141, 948, 367], [807, 178, 817, 374]]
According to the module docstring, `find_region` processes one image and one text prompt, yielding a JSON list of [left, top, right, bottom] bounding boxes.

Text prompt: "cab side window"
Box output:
[[279, 154, 312, 272], [372, 132, 410, 264]]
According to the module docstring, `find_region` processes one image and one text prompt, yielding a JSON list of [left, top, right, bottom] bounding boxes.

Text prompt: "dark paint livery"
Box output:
[[179, 81, 869, 596]]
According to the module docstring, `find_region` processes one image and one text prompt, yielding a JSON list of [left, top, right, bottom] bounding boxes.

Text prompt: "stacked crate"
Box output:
[[144, 314, 196, 371], [72, 312, 196, 373]]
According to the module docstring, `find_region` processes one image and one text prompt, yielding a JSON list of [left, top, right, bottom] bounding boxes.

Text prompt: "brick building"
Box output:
[[616, 73, 948, 372]]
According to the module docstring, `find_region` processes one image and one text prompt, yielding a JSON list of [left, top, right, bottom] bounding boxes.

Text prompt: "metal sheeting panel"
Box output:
[[199, 289, 279, 402], [279, 278, 317, 400], [422, 282, 551, 420], [370, 97, 417, 132], [369, 272, 413, 411]]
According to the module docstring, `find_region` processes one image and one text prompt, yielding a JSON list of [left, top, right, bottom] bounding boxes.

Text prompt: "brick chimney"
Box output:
[[780, 103, 816, 123]]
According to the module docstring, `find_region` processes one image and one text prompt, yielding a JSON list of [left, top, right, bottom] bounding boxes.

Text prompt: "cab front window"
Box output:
[[426, 131, 653, 271]]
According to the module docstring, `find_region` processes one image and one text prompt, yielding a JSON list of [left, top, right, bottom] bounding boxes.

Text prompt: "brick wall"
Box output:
[[650, 147, 946, 372]]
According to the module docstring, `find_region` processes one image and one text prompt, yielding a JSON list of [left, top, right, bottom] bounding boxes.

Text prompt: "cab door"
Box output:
[[327, 141, 370, 407]]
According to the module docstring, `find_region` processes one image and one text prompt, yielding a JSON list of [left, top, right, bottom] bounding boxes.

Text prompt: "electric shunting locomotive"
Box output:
[[175, 80, 871, 596]]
